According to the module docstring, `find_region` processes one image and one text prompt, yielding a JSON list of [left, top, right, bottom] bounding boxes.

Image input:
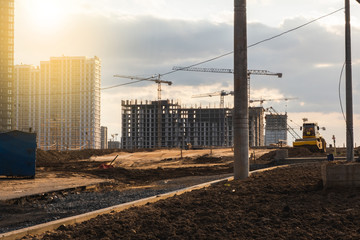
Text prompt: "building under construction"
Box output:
[[264, 113, 288, 146], [121, 100, 264, 149]]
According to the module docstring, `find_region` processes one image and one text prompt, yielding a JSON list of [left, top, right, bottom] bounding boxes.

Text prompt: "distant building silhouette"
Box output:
[[108, 140, 120, 149], [265, 114, 288, 146], [101, 126, 108, 149]]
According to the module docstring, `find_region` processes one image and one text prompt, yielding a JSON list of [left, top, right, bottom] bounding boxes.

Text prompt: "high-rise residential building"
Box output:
[[101, 126, 108, 149], [14, 56, 101, 150], [14, 65, 40, 132], [0, 0, 15, 131]]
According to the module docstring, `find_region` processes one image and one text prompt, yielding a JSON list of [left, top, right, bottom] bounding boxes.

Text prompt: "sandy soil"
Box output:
[[33, 148, 275, 186], [89, 148, 273, 169]]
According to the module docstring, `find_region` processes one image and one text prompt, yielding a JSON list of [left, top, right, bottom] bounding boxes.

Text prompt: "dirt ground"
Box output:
[[33, 146, 343, 187], [34, 147, 276, 187], [2, 146, 353, 239], [22, 161, 360, 240]]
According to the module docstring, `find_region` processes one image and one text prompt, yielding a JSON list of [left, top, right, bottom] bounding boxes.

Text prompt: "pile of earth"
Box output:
[[36, 148, 155, 167], [185, 154, 224, 164], [22, 162, 360, 240], [35, 149, 235, 185]]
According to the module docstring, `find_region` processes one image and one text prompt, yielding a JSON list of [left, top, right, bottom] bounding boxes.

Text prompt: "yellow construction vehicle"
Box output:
[[293, 122, 326, 152]]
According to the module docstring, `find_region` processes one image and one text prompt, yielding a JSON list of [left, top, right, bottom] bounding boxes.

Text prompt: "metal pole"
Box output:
[[234, 0, 249, 179], [345, 0, 354, 161]]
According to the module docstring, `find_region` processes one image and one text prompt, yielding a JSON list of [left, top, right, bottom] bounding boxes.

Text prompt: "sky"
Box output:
[[14, 0, 360, 147]]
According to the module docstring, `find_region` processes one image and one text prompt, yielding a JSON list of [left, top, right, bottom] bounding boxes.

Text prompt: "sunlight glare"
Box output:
[[30, 0, 66, 30]]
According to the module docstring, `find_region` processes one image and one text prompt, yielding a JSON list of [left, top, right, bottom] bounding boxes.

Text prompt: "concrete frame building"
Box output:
[[101, 126, 108, 149], [121, 100, 182, 149], [108, 140, 120, 149], [0, 0, 15, 131], [121, 100, 263, 149], [182, 108, 233, 147], [265, 114, 288, 146], [14, 56, 101, 150]]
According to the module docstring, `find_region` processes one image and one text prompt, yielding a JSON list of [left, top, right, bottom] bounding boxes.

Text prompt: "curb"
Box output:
[[1, 163, 308, 240], [0, 176, 232, 240]]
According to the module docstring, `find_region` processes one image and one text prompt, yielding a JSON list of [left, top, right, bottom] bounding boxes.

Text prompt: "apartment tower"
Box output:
[[0, 0, 15, 131], [15, 56, 101, 150], [14, 65, 40, 132]]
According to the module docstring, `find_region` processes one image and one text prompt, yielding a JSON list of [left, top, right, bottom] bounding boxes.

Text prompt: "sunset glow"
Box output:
[[28, 0, 66, 29]]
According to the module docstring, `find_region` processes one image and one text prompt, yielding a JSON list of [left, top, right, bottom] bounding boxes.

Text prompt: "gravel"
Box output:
[[1, 163, 277, 234], [1, 173, 234, 234]]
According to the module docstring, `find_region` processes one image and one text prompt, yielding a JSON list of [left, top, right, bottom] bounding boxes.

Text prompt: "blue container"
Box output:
[[0, 130, 37, 178]]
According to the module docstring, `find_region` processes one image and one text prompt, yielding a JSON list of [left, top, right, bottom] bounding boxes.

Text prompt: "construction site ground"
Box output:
[[0, 147, 352, 239], [1, 148, 270, 201], [1, 147, 328, 200]]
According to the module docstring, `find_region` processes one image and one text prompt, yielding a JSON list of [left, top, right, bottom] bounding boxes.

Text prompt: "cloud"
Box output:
[[14, 6, 360, 140]]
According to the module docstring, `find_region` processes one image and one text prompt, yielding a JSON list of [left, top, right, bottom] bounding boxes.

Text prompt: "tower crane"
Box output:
[[111, 133, 118, 141], [249, 97, 298, 106], [113, 74, 172, 100], [192, 90, 234, 108], [173, 66, 282, 100], [192, 89, 296, 108], [173, 66, 282, 77], [114, 74, 172, 148]]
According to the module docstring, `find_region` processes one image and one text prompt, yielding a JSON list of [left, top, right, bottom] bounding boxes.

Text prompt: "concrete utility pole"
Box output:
[[345, 0, 354, 161], [234, 0, 249, 179]]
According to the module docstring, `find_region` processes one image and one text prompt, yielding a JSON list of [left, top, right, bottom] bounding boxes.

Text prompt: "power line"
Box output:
[[101, 7, 345, 90], [247, 7, 344, 48], [17, 8, 345, 96], [160, 7, 344, 77], [338, 61, 346, 121], [101, 80, 144, 90]]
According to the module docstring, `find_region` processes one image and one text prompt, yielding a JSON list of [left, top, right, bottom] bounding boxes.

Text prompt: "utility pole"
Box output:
[[345, 0, 354, 161], [234, 0, 249, 179]]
